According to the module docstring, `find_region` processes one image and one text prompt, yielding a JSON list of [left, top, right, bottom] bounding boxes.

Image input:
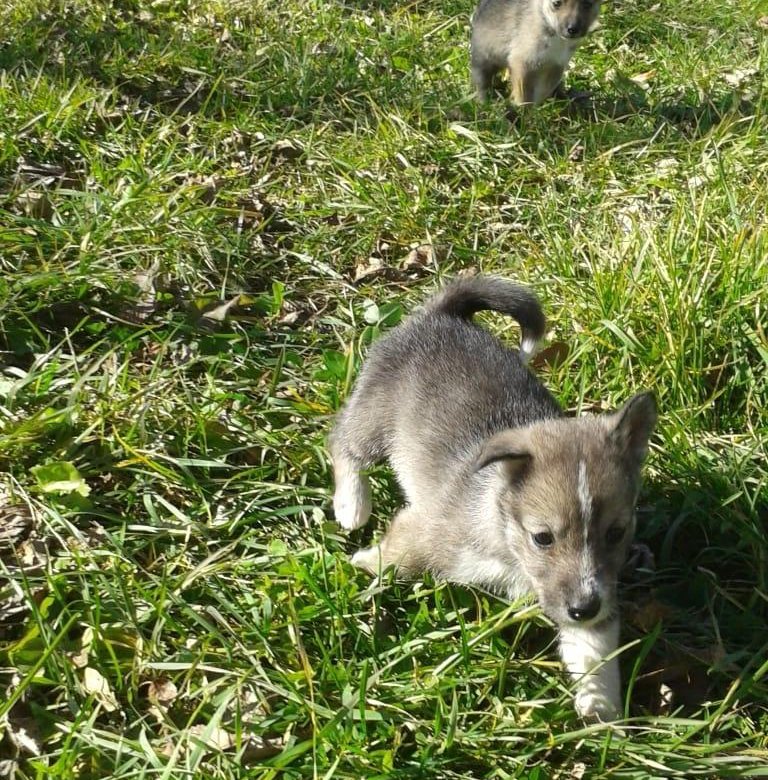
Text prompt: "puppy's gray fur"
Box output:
[[330, 277, 657, 720], [471, 0, 602, 104]]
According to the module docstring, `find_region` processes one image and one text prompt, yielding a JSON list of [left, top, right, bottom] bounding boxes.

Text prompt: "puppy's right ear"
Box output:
[[475, 429, 532, 481]]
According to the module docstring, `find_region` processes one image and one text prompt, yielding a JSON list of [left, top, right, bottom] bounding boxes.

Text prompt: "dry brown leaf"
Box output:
[[400, 243, 435, 272], [189, 725, 234, 751], [758, 15, 768, 28], [627, 599, 674, 632], [200, 296, 242, 323], [16, 192, 54, 220], [82, 667, 119, 712], [69, 627, 94, 669], [353, 256, 388, 283], [629, 70, 656, 88], [271, 139, 304, 161], [723, 67, 759, 88], [531, 341, 570, 370], [147, 678, 178, 707], [186, 726, 286, 760], [0, 505, 33, 550], [125, 260, 162, 323]]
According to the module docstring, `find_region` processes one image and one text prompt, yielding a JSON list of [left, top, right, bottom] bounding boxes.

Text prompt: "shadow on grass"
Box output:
[[621, 472, 768, 717]]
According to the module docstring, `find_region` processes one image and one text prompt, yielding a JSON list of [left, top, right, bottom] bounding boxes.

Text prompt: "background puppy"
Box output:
[[330, 276, 656, 720], [471, 0, 602, 105]]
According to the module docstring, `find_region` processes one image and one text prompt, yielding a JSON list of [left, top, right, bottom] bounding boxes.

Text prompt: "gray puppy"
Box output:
[[330, 276, 657, 720], [471, 0, 602, 104]]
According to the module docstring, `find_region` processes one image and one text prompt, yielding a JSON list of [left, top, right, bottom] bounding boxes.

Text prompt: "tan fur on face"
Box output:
[[541, 0, 601, 41], [493, 416, 641, 626]]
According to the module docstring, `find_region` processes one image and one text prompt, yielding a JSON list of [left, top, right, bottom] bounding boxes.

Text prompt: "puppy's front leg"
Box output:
[[558, 619, 621, 721]]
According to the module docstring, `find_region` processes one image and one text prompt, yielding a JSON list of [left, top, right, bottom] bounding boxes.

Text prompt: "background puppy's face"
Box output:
[[478, 395, 656, 626], [542, 0, 602, 40]]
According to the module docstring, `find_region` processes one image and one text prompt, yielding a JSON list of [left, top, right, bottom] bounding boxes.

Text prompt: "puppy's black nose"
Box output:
[[567, 595, 601, 622]]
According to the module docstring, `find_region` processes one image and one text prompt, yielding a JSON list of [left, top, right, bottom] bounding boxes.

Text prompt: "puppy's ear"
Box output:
[[475, 429, 532, 481], [609, 392, 657, 467]]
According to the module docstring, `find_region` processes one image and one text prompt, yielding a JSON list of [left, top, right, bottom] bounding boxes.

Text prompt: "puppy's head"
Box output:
[[541, 0, 601, 41], [477, 393, 657, 627]]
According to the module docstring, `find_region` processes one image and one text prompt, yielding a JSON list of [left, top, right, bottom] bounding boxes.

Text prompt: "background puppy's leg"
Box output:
[[471, 62, 496, 101], [558, 619, 621, 721], [352, 508, 426, 578], [507, 61, 538, 106]]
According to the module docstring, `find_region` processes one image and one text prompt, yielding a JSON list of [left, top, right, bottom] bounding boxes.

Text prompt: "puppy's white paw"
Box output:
[[350, 545, 381, 573], [574, 689, 621, 722], [333, 473, 371, 530]]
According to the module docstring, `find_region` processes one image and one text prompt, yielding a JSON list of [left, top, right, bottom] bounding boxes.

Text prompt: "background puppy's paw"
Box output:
[[574, 689, 621, 722], [350, 546, 382, 573]]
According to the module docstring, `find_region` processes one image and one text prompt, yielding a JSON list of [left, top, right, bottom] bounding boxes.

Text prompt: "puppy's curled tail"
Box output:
[[426, 275, 545, 362]]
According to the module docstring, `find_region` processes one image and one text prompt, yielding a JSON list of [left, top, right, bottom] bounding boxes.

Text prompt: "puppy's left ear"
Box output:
[[610, 392, 657, 467], [475, 428, 532, 483]]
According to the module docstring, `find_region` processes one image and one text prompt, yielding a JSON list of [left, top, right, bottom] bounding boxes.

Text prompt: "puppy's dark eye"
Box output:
[[606, 525, 625, 546], [532, 531, 554, 548], [552, 0, 563, 7]]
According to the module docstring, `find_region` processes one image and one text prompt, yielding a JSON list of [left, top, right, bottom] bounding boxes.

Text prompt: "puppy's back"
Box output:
[[336, 279, 560, 491]]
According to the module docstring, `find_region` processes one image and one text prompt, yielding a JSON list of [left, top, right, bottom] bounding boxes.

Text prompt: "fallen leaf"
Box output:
[[0, 505, 33, 550], [400, 243, 435, 273], [82, 667, 119, 712], [189, 725, 234, 751], [531, 341, 570, 370], [653, 157, 678, 177], [16, 192, 54, 220], [353, 256, 388, 283], [126, 260, 162, 323], [69, 627, 94, 669], [758, 15, 768, 28], [271, 139, 304, 161], [629, 70, 656, 88], [186, 726, 286, 760], [200, 296, 242, 323], [147, 678, 178, 707], [235, 192, 291, 233], [723, 67, 759, 88], [15, 159, 83, 189]]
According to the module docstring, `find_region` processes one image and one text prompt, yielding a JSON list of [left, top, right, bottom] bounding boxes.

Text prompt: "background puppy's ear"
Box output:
[[475, 429, 532, 480], [609, 392, 657, 466]]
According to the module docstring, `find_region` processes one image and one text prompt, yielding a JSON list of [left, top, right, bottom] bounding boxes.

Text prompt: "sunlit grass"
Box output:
[[0, 0, 766, 776]]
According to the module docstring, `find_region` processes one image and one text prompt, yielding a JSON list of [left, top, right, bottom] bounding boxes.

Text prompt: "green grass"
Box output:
[[1, 0, 767, 776]]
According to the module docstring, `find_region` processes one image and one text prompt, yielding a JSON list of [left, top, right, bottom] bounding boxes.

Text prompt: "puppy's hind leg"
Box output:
[[332, 452, 372, 531], [352, 508, 426, 579], [329, 408, 379, 531]]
